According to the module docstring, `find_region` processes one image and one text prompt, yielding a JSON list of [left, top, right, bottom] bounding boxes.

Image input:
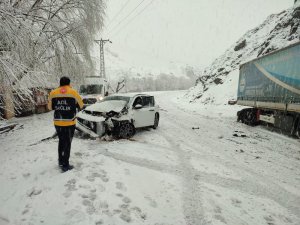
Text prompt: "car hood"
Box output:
[[80, 94, 99, 99], [85, 100, 127, 113]]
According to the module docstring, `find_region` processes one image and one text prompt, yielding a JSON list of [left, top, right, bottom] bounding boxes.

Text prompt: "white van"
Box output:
[[79, 76, 109, 107]]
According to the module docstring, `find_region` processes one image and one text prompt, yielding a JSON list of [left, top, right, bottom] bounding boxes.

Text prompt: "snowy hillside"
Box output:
[[97, 49, 198, 92], [104, 47, 194, 80], [186, 2, 300, 103]]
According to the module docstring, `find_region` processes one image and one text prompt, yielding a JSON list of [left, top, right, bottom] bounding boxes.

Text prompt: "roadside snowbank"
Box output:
[[173, 70, 245, 118]]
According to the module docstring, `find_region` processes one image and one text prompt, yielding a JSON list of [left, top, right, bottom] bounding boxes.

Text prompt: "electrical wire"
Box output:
[[106, 0, 148, 35], [106, 0, 131, 28], [110, 0, 155, 38]]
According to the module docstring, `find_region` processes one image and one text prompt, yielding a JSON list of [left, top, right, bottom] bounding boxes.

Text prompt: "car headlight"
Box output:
[[97, 95, 104, 101]]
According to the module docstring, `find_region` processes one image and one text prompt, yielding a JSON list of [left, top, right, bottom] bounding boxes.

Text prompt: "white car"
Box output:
[[76, 93, 159, 138]]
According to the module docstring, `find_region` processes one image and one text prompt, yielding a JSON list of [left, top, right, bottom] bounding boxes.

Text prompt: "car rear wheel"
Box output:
[[118, 122, 135, 139], [152, 113, 159, 129]]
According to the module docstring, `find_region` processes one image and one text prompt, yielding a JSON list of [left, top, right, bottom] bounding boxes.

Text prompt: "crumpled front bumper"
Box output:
[[76, 111, 118, 138], [76, 111, 107, 137], [76, 121, 102, 138]]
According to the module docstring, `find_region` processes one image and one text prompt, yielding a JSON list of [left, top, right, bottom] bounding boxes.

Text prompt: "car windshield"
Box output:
[[103, 95, 131, 103], [79, 85, 103, 95]]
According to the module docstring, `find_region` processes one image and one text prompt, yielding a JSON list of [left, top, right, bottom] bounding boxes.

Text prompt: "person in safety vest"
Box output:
[[48, 77, 83, 172]]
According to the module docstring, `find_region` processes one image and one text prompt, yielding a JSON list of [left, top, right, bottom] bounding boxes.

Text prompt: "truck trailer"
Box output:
[[237, 41, 300, 137]]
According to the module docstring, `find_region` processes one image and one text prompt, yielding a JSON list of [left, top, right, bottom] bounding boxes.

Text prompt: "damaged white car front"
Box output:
[[76, 96, 133, 138]]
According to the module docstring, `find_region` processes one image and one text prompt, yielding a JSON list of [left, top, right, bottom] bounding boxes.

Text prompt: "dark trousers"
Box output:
[[55, 125, 75, 167]]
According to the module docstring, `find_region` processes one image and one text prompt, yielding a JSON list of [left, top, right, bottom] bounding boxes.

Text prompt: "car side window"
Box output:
[[150, 96, 154, 107], [133, 97, 142, 107], [142, 96, 151, 108]]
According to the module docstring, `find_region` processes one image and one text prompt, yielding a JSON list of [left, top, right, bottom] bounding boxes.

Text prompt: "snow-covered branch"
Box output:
[[0, 0, 106, 117]]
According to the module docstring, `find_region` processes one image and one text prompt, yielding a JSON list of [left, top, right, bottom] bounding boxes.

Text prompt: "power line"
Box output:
[[110, 0, 155, 38], [106, 0, 148, 35], [106, 0, 131, 28]]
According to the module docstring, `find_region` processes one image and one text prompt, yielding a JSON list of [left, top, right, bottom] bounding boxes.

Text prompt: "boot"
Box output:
[[61, 164, 74, 172]]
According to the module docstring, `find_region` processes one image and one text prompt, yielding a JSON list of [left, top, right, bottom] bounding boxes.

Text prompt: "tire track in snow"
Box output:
[[159, 100, 300, 220], [92, 148, 179, 175], [161, 132, 209, 225], [84, 94, 300, 223], [94, 140, 209, 224], [93, 139, 300, 221]]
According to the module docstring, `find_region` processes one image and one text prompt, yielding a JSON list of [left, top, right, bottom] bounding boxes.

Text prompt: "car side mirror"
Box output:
[[134, 104, 143, 109]]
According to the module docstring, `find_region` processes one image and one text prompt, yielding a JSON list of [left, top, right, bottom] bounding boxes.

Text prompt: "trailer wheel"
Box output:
[[237, 110, 243, 122], [241, 108, 258, 126], [295, 118, 300, 139]]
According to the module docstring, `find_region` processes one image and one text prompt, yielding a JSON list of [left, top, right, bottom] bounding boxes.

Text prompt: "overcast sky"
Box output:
[[98, 0, 294, 72]]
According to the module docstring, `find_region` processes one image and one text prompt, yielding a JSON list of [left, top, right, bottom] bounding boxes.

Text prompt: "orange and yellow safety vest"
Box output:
[[48, 85, 83, 126]]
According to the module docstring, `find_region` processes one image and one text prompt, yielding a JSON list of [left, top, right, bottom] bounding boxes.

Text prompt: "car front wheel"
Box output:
[[152, 113, 159, 129], [118, 122, 136, 139]]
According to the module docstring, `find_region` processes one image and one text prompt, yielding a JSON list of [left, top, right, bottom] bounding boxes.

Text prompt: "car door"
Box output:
[[132, 96, 155, 127], [143, 96, 156, 126]]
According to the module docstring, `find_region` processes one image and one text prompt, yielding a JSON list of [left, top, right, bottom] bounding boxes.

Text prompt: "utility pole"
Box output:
[[94, 39, 112, 78]]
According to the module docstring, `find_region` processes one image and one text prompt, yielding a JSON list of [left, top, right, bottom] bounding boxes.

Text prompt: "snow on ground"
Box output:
[[1, 90, 300, 225]]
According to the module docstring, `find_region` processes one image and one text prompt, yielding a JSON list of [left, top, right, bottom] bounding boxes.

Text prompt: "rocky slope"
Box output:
[[187, 2, 300, 102]]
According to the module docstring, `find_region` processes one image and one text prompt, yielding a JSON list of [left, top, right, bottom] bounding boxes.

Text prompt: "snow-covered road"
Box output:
[[1, 91, 300, 225]]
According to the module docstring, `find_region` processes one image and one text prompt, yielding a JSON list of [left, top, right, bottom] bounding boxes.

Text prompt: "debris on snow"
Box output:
[[27, 187, 42, 197], [0, 123, 19, 134]]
